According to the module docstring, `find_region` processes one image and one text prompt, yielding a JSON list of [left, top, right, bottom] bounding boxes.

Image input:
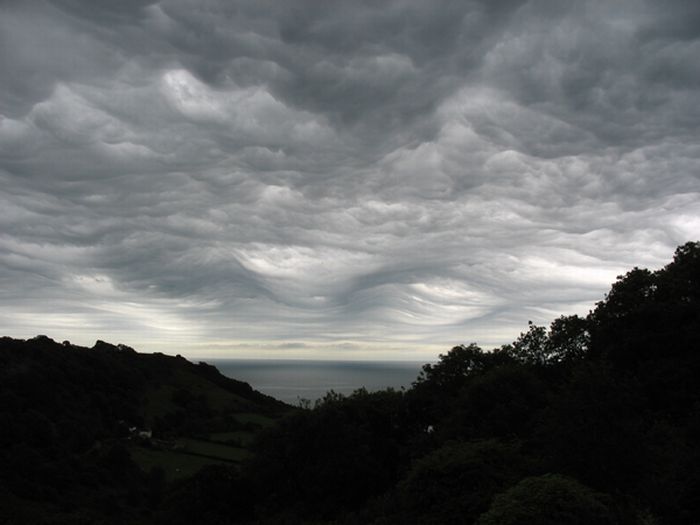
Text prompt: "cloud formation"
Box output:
[[1, 0, 698, 359]]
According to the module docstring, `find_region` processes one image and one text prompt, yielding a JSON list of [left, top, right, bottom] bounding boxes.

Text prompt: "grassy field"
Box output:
[[130, 446, 231, 482], [178, 438, 250, 462], [209, 430, 256, 446], [233, 412, 275, 427], [130, 438, 250, 481]]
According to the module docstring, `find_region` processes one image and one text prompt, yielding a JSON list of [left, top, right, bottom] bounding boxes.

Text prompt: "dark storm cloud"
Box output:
[[0, 0, 698, 357]]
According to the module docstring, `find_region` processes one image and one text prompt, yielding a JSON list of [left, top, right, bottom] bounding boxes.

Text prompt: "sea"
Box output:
[[208, 359, 426, 405]]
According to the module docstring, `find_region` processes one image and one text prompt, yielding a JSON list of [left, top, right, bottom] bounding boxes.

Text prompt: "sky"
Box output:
[[1, 0, 698, 360]]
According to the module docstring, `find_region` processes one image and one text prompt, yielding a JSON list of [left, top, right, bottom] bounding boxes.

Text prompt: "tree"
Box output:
[[408, 344, 513, 431], [548, 315, 590, 362], [509, 322, 549, 365], [414, 343, 513, 394], [444, 364, 548, 440], [536, 365, 645, 493], [415, 344, 489, 391], [477, 474, 616, 525], [246, 389, 406, 522], [506, 316, 591, 366], [396, 440, 529, 525], [588, 241, 700, 368]]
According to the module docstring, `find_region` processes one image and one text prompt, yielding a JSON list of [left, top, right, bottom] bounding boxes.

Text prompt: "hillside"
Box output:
[[0, 336, 288, 524]]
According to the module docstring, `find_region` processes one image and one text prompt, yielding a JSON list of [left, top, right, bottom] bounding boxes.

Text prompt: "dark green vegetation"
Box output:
[[0, 337, 286, 524], [1, 241, 699, 524]]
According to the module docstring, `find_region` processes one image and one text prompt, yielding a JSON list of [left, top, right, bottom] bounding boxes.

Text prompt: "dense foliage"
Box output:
[[1, 241, 698, 524]]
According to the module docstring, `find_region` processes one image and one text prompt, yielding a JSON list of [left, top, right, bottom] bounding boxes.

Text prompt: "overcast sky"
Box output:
[[1, 0, 698, 360]]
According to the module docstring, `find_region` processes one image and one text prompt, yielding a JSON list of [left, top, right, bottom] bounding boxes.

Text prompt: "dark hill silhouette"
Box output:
[[0, 335, 287, 524]]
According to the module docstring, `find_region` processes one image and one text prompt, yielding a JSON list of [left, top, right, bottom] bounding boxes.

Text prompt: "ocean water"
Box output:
[[208, 359, 425, 405]]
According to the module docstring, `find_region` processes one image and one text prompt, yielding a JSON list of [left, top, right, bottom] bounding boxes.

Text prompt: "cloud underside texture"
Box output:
[[1, 0, 699, 358]]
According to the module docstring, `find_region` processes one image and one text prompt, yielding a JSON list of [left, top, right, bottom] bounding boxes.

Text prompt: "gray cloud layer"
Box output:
[[1, 0, 698, 358]]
